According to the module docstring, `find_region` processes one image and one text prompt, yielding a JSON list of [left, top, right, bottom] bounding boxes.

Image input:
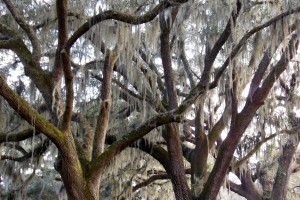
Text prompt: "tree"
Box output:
[[1, 0, 300, 199]]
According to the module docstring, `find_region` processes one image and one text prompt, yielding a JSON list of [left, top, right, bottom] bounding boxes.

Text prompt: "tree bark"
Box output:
[[191, 102, 208, 198], [159, 10, 192, 200], [271, 143, 297, 200]]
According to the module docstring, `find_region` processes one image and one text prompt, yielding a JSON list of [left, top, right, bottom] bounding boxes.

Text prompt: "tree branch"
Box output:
[[72, 113, 95, 161], [1, 139, 50, 162], [0, 129, 40, 143], [54, 0, 74, 131], [233, 133, 277, 170], [89, 110, 183, 179], [202, 0, 242, 85], [210, 5, 300, 89], [92, 49, 119, 158], [0, 76, 64, 148], [252, 34, 298, 104], [3, 0, 41, 61], [63, 0, 185, 51], [133, 174, 169, 192]]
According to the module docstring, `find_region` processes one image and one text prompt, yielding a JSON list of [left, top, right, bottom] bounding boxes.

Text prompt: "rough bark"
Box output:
[[271, 143, 297, 200], [191, 104, 208, 198], [159, 9, 192, 200]]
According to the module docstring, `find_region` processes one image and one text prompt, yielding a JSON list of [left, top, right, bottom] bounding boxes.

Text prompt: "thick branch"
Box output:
[[72, 113, 95, 161], [228, 171, 262, 200], [0, 76, 64, 148], [88, 110, 183, 179], [271, 142, 298, 199], [93, 50, 118, 158], [54, 0, 74, 131]]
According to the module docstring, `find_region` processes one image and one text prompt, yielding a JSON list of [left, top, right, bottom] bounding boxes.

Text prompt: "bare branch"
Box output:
[[202, 0, 242, 85], [253, 34, 298, 104], [52, 0, 74, 131]]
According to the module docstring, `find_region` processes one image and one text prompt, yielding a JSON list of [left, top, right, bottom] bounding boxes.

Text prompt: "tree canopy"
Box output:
[[1, 0, 300, 199]]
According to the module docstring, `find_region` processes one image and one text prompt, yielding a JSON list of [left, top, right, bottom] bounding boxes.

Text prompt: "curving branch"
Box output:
[[0, 23, 53, 113], [0, 129, 40, 143], [202, 0, 242, 86], [89, 110, 183, 179], [3, 0, 41, 61], [133, 174, 170, 192], [63, 0, 187, 51], [133, 168, 191, 192]]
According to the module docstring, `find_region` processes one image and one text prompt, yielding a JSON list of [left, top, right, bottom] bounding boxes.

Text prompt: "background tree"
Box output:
[[1, 0, 300, 200]]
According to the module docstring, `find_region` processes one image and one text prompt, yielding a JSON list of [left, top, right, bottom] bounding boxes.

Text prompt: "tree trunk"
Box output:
[[191, 104, 208, 198], [159, 10, 192, 200], [165, 123, 192, 200], [55, 134, 99, 200], [271, 143, 297, 200]]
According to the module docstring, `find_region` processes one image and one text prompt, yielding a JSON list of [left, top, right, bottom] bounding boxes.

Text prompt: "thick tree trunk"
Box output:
[[60, 159, 96, 200], [55, 134, 100, 200]]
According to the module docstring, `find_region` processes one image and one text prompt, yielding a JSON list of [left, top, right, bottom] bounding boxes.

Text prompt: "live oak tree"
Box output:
[[1, 0, 300, 200]]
